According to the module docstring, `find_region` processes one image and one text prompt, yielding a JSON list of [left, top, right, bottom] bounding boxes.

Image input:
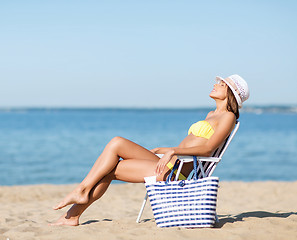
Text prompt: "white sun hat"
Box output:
[[215, 74, 250, 108]]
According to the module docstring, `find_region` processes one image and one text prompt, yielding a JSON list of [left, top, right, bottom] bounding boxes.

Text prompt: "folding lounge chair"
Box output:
[[136, 121, 240, 223]]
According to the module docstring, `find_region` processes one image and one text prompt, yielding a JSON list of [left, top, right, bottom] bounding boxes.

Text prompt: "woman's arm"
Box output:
[[150, 147, 173, 154]]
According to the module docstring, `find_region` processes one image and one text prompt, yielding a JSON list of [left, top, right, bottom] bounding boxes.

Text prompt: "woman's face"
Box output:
[[209, 79, 228, 100]]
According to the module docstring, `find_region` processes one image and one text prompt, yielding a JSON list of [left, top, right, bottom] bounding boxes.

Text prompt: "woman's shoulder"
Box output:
[[218, 112, 236, 128], [222, 111, 236, 120]]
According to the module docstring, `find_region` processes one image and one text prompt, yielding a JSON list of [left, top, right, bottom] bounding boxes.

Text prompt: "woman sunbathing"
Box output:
[[51, 74, 249, 226]]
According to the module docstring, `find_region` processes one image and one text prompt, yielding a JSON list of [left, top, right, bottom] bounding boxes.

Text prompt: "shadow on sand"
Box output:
[[215, 211, 297, 228], [81, 219, 112, 225], [80, 211, 296, 227]]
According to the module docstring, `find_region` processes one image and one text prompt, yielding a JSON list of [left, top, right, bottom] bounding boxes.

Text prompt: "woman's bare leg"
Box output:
[[53, 137, 159, 210], [51, 157, 168, 226], [51, 173, 113, 226]]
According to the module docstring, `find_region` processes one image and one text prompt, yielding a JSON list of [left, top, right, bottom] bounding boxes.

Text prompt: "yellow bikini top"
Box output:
[[188, 120, 214, 139]]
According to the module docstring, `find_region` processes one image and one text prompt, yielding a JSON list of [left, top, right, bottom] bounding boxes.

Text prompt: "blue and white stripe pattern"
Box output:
[[145, 177, 219, 228]]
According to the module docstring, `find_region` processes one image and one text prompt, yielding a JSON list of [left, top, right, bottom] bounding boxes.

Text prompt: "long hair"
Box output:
[[226, 87, 239, 119]]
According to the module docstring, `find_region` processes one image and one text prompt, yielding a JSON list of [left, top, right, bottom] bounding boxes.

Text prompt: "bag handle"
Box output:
[[165, 160, 180, 184], [192, 156, 198, 180], [165, 156, 198, 183]]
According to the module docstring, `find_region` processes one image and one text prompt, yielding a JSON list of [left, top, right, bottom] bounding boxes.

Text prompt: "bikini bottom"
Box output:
[[166, 161, 187, 180]]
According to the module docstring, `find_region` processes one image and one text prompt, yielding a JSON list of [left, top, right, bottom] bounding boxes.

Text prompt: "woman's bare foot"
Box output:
[[50, 212, 79, 226], [53, 186, 89, 210]]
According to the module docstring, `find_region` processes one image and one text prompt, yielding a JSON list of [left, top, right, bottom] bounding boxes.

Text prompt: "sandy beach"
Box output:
[[1, 181, 297, 240]]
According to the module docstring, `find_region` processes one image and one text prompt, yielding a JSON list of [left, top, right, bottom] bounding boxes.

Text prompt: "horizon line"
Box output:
[[0, 104, 297, 111]]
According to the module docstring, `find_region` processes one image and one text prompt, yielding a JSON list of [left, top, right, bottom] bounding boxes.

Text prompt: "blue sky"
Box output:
[[0, 0, 296, 108]]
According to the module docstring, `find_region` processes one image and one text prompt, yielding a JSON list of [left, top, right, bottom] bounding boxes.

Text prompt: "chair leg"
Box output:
[[215, 213, 219, 223], [136, 193, 148, 223]]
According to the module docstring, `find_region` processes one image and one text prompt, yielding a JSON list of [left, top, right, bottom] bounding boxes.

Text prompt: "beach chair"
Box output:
[[136, 121, 240, 223]]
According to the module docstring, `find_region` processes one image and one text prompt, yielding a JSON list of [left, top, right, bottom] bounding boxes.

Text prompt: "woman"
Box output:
[[51, 74, 249, 226]]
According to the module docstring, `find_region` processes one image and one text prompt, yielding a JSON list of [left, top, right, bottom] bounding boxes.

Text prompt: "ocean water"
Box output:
[[0, 108, 296, 185]]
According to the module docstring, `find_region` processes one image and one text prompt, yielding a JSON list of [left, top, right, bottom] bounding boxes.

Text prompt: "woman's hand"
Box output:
[[155, 149, 175, 176]]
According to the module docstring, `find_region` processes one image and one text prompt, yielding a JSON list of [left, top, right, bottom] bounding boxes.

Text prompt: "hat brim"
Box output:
[[215, 76, 242, 108]]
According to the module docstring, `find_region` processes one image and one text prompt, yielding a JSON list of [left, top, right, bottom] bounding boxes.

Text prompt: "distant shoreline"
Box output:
[[0, 105, 297, 113]]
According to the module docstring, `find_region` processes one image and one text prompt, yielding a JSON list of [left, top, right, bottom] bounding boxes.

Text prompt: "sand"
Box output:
[[0, 181, 297, 240]]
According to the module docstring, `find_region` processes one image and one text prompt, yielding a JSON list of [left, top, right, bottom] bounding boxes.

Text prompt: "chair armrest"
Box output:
[[176, 155, 194, 162], [197, 157, 221, 163], [177, 155, 221, 163]]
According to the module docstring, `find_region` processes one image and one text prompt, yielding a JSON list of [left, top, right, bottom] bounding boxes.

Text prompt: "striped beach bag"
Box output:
[[145, 158, 219, 228]]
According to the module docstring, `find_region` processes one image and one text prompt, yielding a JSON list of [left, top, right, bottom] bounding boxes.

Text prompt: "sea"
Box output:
[[0, 107, 297, 186]]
